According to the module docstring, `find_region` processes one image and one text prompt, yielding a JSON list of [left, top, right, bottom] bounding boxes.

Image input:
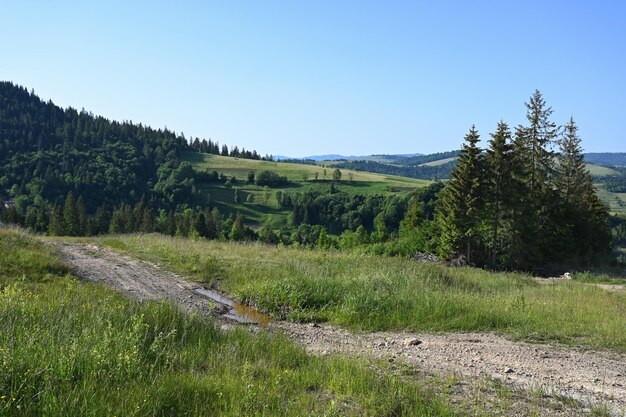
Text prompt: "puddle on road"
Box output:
[[195, 288, 271, 326]]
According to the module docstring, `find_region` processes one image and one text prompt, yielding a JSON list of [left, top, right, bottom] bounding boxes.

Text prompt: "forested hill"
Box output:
[[332, 159, 456, 181], [0, 82, 266, 215], [584, 153, 626, 167], [0, 82, 192, 210]]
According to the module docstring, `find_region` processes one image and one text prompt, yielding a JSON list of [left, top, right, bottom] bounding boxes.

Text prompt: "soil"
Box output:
[[55, 242, 626, 416]]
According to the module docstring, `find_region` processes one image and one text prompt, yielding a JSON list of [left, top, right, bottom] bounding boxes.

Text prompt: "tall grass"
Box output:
[[97, 234, 626, 352], [0, 228, 452, 416]]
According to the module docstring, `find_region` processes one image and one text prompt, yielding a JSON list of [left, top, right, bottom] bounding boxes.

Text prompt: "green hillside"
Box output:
[[596, 185, 626, 215], [182, 151, 431, 227], [420, 156, 458, 167], [586, 163, 621, 177], [184, 152, 429, 189]]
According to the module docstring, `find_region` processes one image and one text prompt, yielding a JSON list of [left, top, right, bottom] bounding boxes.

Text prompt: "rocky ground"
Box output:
[[55, 242, 626, 416]]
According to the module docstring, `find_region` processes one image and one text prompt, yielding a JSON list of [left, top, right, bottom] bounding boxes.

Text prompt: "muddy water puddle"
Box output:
[[195, 288, 271, 325]]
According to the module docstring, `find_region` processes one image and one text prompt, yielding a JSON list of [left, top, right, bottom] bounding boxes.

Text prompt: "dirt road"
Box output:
[[55, 242, 626, 416]]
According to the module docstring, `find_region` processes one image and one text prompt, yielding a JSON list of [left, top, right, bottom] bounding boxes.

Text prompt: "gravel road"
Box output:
[[55, 242, 626, 416]]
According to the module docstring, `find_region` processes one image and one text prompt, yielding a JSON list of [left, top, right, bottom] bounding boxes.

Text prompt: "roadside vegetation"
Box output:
[[79, 233, 626, 353], [0, 227, 454, 416]]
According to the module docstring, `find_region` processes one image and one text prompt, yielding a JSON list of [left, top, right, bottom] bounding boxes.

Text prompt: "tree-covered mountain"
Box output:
[[332, 159, 456, 180], [0, 82, 269, 233], [584, 152, 626, 166], [395, 150, 461, 166]]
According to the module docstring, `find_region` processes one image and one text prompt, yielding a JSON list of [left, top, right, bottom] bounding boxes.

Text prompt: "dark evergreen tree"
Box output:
[[48, 204, 65, 236], [436, 126, 484, 264], [229, 213, 246, 241], [484, 122, 515, 268], [139, 207, 154, 233], [510, 90, 559, 267], [76, 195, 87, 236], [63, 191, 79, 236], [555, 118, 611, 263], [515, 90, 559, 194]]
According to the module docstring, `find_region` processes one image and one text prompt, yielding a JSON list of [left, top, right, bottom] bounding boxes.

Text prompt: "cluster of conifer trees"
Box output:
[[189, 137, 271, 160], [435, 91, 611, 269]]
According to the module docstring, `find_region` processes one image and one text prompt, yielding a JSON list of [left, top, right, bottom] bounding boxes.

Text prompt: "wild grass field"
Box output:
[[184, 151, 430, 191], [419, 157, 458, 167], [79, 234, 626, 353], [0, 227, 453, 416], [183, 151, 431, 226], [595, 184, 626, 215], [585, 163, 621, 177]]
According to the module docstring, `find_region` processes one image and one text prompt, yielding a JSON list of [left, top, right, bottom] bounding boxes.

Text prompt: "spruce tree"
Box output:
[[229, 213, 245, 241], [556, 118, 611, 263], [139, 207, 154, 233], [76, 195, 87, 235], [515, 90, 559, 194], [436, 126, 484, 264], [555, 118, 587, 204], [48, 204, 65, 236], [93, 203, 111, 235], [63, 191, 79, 236], [510, 91, 559, 267], [484, 122, 515, 268]]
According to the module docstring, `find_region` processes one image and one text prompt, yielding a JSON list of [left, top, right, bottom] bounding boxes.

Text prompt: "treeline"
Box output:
[[435, 91, 611, 269], [332, 159, 455, 180], [4, 185, 444, 252], [584, 153, 626, 167], [0, 81, 268, 218], [395, 150, 460, 166], [593, 166, 626, 192], [189, 137, 271, 161]]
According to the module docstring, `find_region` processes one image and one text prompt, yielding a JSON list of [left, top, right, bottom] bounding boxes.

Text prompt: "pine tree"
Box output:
[[48, 204, 65, 236], [139, 207, 154, 233], [76, 195, 87, 235], [93, 203, 111, 235], [555, 118, 587, 204], [515, 90, 559, 194], [63, 191, 79, 236], [436, 126, 484, 264], [510, 91, 559, 268], [555, 118, 611, 263], [166, 210, 177, 236], [192, 212, 208, 238], [484, 122, 515, 268], [229, 213, 245, 241]]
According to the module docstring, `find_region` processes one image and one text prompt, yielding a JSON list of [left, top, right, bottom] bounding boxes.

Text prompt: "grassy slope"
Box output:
[[586, 163, 621, 177], [420, 157, 458, 167], [595, 185, 626, 215], [183, 151, 430, 226], [0, 227, 452, 416], [184, 152, 429, 190], [87, 234, 626, 353]]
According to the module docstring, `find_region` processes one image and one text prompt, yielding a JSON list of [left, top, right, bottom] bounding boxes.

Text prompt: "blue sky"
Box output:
[[2, 1, 625, 156]]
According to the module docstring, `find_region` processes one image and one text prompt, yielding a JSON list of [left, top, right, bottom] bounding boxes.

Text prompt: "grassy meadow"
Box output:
[[0, 227, 455, 416], [595, 184, 626, 215], [183, 151, 430, 226], [419, 157, 458, 167], [80, 233, 626, 353]]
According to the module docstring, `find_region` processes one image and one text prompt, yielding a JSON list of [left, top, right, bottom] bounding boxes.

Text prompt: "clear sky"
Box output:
[[2, 1, 625, 157]]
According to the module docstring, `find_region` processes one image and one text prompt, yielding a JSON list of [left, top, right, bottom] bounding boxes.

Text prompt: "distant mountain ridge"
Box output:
[[584, 152, 626, 167], [275, 153, 422, 162]]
